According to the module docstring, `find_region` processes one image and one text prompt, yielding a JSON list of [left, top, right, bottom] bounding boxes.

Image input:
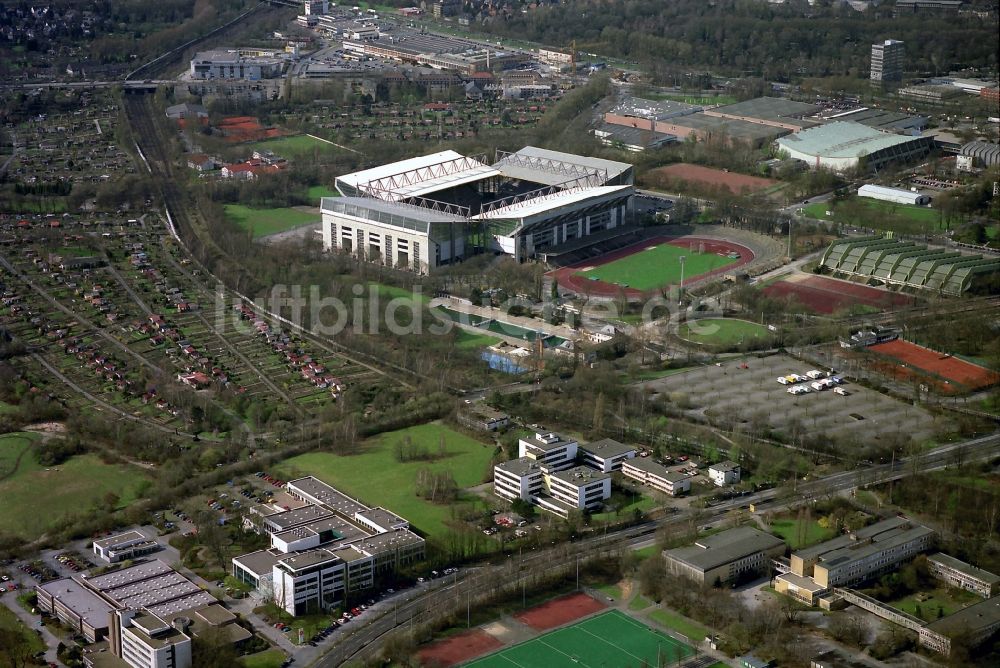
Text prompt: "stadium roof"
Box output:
[[777, 122, 922, 159], [321, 197, 466, 234], [476, 185, 632, 220], [494, 146, 631, 186], [335, 150, 500, 200]]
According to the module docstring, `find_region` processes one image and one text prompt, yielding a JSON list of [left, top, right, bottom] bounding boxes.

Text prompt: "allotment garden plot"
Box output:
[[640, 353, 938, 444]]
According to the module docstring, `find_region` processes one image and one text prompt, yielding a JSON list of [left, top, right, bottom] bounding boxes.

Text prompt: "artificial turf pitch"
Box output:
[[464, 610, 695, 668], [573, 243, 739, 292]]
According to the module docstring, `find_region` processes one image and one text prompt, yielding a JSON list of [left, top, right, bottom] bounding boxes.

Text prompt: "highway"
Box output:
[[309, 431, 1000, 667]]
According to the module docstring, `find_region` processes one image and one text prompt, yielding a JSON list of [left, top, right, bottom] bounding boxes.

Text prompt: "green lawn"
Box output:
[[249, 134, 341, 158], [648, 608, 709, 641], [595, 583, 622, 600], [629, 595, 653, 611], [769, 518, 837, 549], [240, 648, 286, 668], [802, 197, 943, 234], [454, 329, 502, 349], [630, 366, 694, 382], [0, 432, 38, 479], [274, 422, 497, 540], [224, 204, 320, 238], [306, 185, 340, 200], [0, 604, 45, 656], [889, 586, 980, 621], [367, 281, 430, 305], [0, 439, 149, 540], [633, 545, 658, 560], [679, 318, 771, 346], [574, 243, 740, 291]]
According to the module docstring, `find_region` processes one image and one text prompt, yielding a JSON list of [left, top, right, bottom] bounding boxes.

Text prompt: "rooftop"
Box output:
[[262, 504, 334, 531], [93, 529, 148, 550], [777, 121, 926, 158], [335, 150, 500, 200], [928, 552, 1000, 585], [665, 526, 785, 572], [496, 456, 544, 477], [520, 431, 577, 452], [924, 597, 1000, 637], [476, 185, 632, 221], [713, 96, 822, 124], [38, 578, 114, 629], [356, 507, 408, 531], [125, 611, 187, 650], [610, 96, 702, 120], [672, 112, 787, 143], [321, 197, 466, 231], [277, 548, 341, 572], [623, 458, 686, 481], [795, 516, 914, 560], [710, 461, 740, 472], [286, 476, 370, 518], [494, 145, 631, 186], [232, 548, 285, 577], [550, 465, 611, 486], [579, 438, 636, 459]]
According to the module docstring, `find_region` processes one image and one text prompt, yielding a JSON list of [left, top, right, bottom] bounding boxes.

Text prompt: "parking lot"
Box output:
[[641, 353, 938, 447]]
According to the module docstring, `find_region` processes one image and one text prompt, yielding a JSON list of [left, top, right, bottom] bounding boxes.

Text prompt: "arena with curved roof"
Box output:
[[320, 147, 634, 272]]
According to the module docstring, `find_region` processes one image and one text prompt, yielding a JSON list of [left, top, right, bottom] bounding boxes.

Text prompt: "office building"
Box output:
[[92, 530, 161, 564], [918, 597, 1000, 656], [871, 40, 904, 87], [518, 430, 579, 471], [927, 553, 1000, 598], [664, 526, 786, 586], [708, 461, 741, 486], [622, 458, 691, 496], [578, 438, 636, 472], [189, 49, 286, 81]]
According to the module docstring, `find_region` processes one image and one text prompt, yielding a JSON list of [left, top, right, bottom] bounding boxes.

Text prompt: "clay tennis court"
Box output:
[[513, 592, 607, 631], [218, 116, 285, 142], [652, 163, 778, 194], [869, 339, 999, 390], [550, 235, 754, 297], [416, 629, 503, 668], [763, 275, 915, 314]]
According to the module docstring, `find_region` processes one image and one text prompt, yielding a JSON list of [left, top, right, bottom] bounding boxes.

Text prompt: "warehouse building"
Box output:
[[857, 184, 931, 206], [957, 141, 1000, 170], [231, 477, 425, 616], [774, 517, 935, 603], [664, 526, 786, 586], [321, 147, 634, 272], [820, 236, 1000, 295], [776, 121, 932, 172]]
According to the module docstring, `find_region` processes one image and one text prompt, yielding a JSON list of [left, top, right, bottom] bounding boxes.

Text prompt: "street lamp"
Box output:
[[678, 255, 686, 305]]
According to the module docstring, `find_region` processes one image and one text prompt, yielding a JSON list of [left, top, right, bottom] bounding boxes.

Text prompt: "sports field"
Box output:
[[762, 274, 915, 314], [465, 610, 695, 668], [568, 237, 748, 293], [249, 134, 342, 157], [224, 204, 320, 238], [679, 318, 770, 346], [803, 198, 941, 234], [274, 422, 495, 540], [869, 339, 999, 390]]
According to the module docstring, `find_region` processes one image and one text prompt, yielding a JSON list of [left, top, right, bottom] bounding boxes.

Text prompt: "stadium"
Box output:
[[320, 147, 635, 273]]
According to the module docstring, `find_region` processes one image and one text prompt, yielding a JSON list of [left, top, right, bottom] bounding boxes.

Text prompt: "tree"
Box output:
[[191, 625, 241, 668], [0, 627, 34, 668]]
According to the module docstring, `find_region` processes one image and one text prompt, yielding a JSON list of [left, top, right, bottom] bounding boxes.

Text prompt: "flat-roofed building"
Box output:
[[782, 517, 934, 590], [664, 526, 786, 586], [493, 456, 545, 503], [113, 609, 192, 668], [189, 48, 286, 80], [518, 430, 578, 470], [927, 553, 1000, 598], [918, 597, 1000, 655], [544, 466, 611, 513], [777, 122, 931, 172], [36, 577, 115, 642], [708, 461, 741, 486], [93, 530, 160, 564], [622, 458, 691, 496], [456, 403, 510, 432], [578, 438, 636, 472]]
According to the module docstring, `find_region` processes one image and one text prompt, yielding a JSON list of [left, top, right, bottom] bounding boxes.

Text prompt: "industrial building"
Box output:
[[189, 48, 287, 80], [820, 236, 1000, 295], [774, 517, 935, 604], [857, 184, 930, 206], [341, 30, 529, 75], [957, 141, 1000, 170], [231, 476, 425, 616], [870, 40, 904, 87], [776, 121, 931, 172], [621, 458, 691, 496], [663, 526, 786, 586], [927, 553, 1000, 598], [321, 147, 634, 272]]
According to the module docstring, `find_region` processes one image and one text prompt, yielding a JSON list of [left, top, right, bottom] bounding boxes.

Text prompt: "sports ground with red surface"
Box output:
[[218, 116, 285, 142], [652, 163, 779, 194], [415, 592, 606, 667], [869, 339, 999, 391], [551, 236, 754, 297], [763, 274, 916, 314]]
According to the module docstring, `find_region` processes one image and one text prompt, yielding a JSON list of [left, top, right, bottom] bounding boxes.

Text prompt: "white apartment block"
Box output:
[[519, 430, 578, 470], [708, 461, 741, 487], [622, 458, 691, 496], [493, 457, 545, 503]]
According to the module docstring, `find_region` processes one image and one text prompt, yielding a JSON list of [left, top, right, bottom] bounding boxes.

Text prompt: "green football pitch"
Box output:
[[464, 610, 695, 668], [573, 243, 740, 291]]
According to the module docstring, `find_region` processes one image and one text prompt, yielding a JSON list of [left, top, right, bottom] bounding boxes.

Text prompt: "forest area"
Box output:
[[481, 0, 999, 82]]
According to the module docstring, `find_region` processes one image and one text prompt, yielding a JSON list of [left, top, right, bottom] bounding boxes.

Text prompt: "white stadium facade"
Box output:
[[320, 147, 634, 272]]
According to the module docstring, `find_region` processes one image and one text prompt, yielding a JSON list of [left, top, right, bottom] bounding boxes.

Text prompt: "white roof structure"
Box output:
[[336, 150, 500, 201], [476, 185, 632, 220], [494, 145, 632, 186]]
